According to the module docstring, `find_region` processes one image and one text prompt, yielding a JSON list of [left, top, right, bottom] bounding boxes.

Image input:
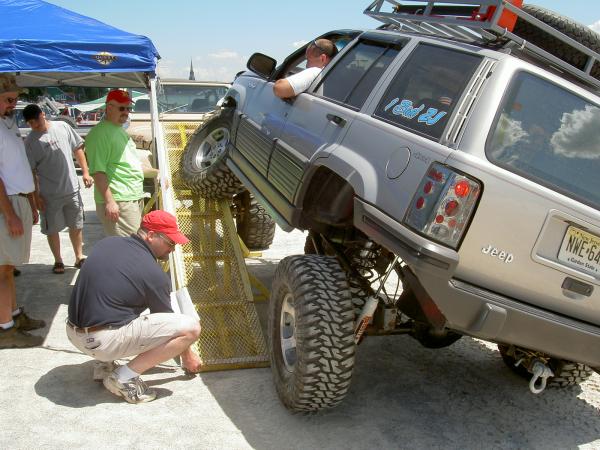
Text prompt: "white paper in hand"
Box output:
[[169, 291, 182, 314], [174, 287, 200, 321]]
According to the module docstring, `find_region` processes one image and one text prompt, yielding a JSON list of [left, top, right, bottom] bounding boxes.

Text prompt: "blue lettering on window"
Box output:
[[384, 98, 399, 111], [388, 99, 425, 119], [383, 98, 447, 125], [418, 107, 447, 125]]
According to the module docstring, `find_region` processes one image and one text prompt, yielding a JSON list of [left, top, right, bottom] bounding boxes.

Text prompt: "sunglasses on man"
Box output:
[[4, 97, 18, 105], [158, 233, 176, 248], [109, 103, 132, 112]]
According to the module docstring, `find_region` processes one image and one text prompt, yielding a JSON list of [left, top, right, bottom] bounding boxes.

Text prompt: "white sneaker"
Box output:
[[93, 361, 117, 382], [103, 372, 157, 404]]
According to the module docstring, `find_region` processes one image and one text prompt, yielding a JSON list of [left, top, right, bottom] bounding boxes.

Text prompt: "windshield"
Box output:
[[156, 85, 228, 114], [487, 72, 600, 210]]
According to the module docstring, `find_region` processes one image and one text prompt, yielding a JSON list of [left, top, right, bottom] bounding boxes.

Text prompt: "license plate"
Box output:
[[558, 226, 600, 276]]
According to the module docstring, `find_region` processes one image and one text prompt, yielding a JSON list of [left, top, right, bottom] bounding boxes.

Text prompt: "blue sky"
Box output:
[[45, 0, 600, 82]]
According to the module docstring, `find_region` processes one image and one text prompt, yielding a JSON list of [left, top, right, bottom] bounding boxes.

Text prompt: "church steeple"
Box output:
[[189, 59, 195, 81]]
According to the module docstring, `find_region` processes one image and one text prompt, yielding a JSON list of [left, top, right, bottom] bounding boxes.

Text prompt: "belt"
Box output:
[[66, 320, 120, 333], [15, 193, 29, 198]]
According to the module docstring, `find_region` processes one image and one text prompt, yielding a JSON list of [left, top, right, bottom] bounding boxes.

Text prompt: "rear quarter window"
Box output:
[[373, 44, 482, 140], [487, 72, 600, 210]]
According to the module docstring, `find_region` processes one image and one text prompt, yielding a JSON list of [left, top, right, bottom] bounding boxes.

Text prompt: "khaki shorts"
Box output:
[[66, 313, 197, 362], [0, 195, 32, 266], [41, 191, 84, 235], [96, 199, 143, 237]]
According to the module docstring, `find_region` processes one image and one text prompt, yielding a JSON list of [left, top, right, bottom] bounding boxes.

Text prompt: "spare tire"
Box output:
[[513, 4, 600, 79]]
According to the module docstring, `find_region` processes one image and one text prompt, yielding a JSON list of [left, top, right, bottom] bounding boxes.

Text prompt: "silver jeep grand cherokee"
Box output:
[[182, 1, 600, 411]]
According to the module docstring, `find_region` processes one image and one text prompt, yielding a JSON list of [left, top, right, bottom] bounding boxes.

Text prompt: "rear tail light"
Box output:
[[404, 163, 481, 249]]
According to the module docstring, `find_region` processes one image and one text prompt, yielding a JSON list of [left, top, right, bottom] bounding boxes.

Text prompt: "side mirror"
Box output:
[[247, 53, 277, 79]]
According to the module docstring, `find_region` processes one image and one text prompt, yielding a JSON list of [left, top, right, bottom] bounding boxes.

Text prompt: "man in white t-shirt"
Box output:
[[273, 39, 337, 99], [0, 74, 46, 348]]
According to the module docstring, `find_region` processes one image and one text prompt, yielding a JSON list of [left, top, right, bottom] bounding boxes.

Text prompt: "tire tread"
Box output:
[[269, 255, 355, 412]]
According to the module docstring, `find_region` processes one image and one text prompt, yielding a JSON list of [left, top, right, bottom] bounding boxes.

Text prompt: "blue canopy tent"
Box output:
[[0, 1, 188, 302], [0, 0, 159, 87]]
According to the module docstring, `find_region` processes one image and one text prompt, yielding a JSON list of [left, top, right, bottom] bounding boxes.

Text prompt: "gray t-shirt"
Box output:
[[25, 121, 83, 200]]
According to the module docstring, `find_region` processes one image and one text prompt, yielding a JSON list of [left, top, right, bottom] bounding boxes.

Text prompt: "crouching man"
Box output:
[[66, 210, 201, 403]]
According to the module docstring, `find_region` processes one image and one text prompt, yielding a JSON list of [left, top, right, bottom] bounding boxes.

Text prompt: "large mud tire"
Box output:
[[269, 255, 356, 412], [498, 344, 594, 388], [513, 4, 600, 79], [233, 191, 276, 251], [180, 115, 244, 199], [303, 234, 368, 318]]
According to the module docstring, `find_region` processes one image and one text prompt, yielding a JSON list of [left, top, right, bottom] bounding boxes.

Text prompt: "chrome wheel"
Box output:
[[280, 293, 297, 372], [191, 126, 230, 172]]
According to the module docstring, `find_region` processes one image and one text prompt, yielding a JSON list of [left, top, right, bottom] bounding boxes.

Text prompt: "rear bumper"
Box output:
[[423, 275, 600, 367], [354, 197, 600, 367]]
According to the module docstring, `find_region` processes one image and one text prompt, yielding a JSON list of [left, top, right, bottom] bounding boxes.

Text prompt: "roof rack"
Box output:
[[364, 0, 600, 91]]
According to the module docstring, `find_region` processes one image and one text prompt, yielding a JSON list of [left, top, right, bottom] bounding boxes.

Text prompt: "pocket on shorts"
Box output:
[[83, 336, 102, 350]]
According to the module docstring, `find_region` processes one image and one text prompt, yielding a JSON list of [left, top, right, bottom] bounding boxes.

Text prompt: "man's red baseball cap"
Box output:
[[142, 210, 189, 245], [106, 89, 133, 104]]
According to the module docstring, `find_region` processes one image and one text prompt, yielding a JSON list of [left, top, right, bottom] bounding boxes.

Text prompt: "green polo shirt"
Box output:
[[86, 120, 144, 204]]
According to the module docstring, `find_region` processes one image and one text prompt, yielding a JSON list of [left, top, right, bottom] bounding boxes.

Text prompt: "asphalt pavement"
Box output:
[[1, 179, 599, 450]]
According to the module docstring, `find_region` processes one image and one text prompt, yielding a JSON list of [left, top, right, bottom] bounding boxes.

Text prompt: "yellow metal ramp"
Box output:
[[160, 121, 269, 371]]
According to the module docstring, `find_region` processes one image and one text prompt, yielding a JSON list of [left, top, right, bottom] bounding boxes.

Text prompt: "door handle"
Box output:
[[326, 113, 346, 127]]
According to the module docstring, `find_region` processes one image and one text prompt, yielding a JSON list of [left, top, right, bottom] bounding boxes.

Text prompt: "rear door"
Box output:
[[451, 70, 600, 324], [273, 37, 406, 204]]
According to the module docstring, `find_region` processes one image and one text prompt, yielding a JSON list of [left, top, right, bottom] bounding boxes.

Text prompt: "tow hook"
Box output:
[[528, 359, 554, 394]]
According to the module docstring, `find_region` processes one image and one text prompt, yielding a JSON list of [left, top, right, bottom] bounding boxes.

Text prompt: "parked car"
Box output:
[[181, 1, 600, 411], [14, 100, 89, 139], [127, 79, 230, 151]]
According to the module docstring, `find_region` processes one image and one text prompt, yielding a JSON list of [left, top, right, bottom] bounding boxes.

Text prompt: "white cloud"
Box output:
[[207, 51, 239, 59], [551, 105, 600, 159], [590, 20, 600, 35], [489, 113, 529, 158], [156, 59, 181, 78], [292, 40, 307, 49]]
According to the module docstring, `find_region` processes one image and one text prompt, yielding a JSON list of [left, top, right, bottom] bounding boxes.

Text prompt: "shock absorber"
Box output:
[[354, 255, 400, 343], [345, 240, 381, 313]]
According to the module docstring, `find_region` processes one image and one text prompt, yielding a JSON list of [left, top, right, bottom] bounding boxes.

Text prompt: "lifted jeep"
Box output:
[[182, 1, 600, 411]]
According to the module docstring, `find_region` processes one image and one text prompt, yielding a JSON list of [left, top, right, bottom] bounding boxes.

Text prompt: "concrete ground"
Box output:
[[1, 180, 600, 450]]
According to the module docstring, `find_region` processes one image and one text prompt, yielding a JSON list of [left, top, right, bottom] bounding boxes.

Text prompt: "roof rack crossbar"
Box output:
[[364, 0, 600, 90]]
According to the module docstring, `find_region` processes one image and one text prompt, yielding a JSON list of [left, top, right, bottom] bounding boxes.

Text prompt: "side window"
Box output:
[[316, 41, 402, 110], [374, 44, 482, 140], [487, 72, 600, 209], [276, 33, 359, 79]]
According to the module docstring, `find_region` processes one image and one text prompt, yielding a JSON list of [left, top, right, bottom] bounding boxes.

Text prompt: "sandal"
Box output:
[[74, 258, 86, 269], [52, 262, 65, 274]]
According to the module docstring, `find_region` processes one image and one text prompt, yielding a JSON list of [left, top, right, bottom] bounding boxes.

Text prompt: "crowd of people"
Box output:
[[0, 40, 335, 404], [0, 75, 200, 403]]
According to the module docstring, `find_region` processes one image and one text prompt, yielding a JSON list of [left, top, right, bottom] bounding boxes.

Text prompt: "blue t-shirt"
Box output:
[[68, 234, 172, 327]]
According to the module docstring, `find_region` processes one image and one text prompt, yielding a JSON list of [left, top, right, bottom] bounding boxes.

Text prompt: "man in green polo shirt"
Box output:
[[86, 90, 145, 237]]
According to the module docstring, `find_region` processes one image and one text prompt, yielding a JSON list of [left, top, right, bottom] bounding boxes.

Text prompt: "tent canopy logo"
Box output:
[[94, 52, 117, 66]]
